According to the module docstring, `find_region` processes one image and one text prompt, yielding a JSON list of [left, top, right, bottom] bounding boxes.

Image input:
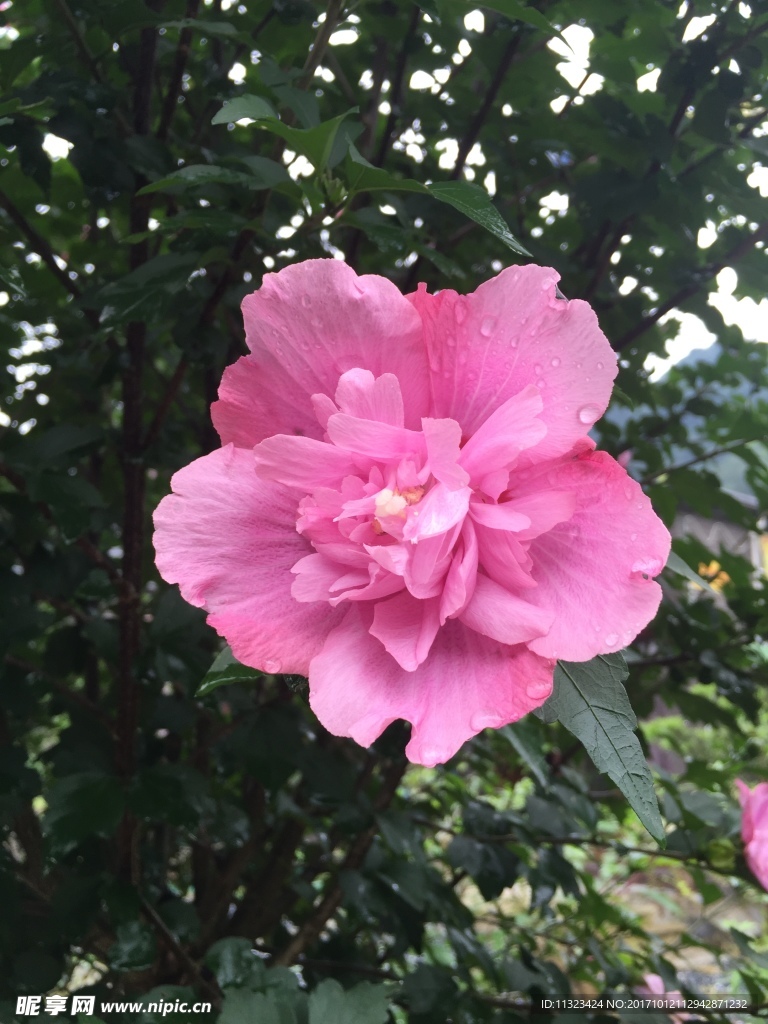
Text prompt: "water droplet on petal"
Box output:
[[455, 299, 467, 324], [480, 315, 496, 337], [526, 678, 552, 701], [536, 379, 545, 389], [534, 363, 543, 375], [604, 633, 619, 647], [419, 748, 447, 768], [470, 709, 504, 730], [596, 361, 604, 370], [630, 532, 637, 541], [264, 659, 282, 674], [578, 404, 600, 425], [551, 357, 561, 367], [301, 294, 312, 308]]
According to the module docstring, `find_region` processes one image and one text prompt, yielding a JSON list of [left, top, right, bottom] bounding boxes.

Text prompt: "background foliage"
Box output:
[[1, 0, 767, 1020]]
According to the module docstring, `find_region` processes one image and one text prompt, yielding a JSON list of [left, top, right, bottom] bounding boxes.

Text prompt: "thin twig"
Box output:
[[140, 896, 222, 1006], [642, 437, 765, 485], [615, 219, 768, 351], [299, 0, 346, 89], [157, 0, 201, 141]]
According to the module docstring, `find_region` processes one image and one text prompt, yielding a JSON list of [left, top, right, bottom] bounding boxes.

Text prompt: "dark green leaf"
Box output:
[[539, 655, 665, 844]]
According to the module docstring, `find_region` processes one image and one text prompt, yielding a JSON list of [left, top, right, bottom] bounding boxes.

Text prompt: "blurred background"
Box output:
[[0, 0, 767, 1020]]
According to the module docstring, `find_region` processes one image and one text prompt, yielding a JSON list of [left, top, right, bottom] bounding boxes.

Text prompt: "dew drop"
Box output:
[[301, 294, 312, 308], [480, 315, 496, 337], [455, 299, 467, 324], [526, 678, 552, 701], [604, 633, 619, 647], [596, 361, 603, 370], [551, 357, 561, 367], [470, 709, 504, 730], [534, 363, 543, 375], [630, 532, 637, 541], [577, 404, 600, 425], [576, 361, 582, 369], [264, 659, 282, 674], [536, 379, 545, 389]]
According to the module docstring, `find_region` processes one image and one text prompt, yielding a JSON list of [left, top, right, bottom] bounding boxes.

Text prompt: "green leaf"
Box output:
[[43, 773, 125, 849], [161, 18, 242, 38], [212, 100, 359, 173], [138, 163, 285, 194], [730, 928, 768, 969], [538, 655, 665, 845], [211, 94, 279, 123], [109, 921, 157, 972], [344, 147, 530, 253], [196, 645, 261, 698], [502, 719, 549, 789], [308, 979, 390, 1024], [473, 0, 563, 38], [665, 550, 717, 593], [427, 181, 531, 255]]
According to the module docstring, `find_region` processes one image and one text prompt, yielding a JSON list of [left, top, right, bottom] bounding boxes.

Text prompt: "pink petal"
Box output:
[[475, 525, 537, 591], [402, 482, 471, 542], [440, 520, 479, 622], [409, 265, 617, 462], [460, 574, 554, 645], [458, 385, 547, 496], [253, 434, 357, 490], [404, 527, 461, 598], [326, 412, 426, 461], [334, 368, 405, 426], [469, 500, 531, 532], [212, 353, 322, 448], [506, 489, 578, 541], [153, 445, 343, 674], [513, 451, 671, 661], [421, 417, 469, 489], [309, 607, 556, 766], [370, 592, 441, 671], [242, 259, 429, 429]]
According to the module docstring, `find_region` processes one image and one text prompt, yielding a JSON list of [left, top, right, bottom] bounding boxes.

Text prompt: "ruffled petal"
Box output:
[[253, 434, 358, 489], [370, 592, 441, 671], [309, 607, 556, 765], [211, 353, 321, 448], [409, 264, 617, 462], [153, 445, 343, 674], [242, 259, 429, 429], [334, 369, 405, 426], [512, 451, 671, 660], [459, 574, 554, 645]]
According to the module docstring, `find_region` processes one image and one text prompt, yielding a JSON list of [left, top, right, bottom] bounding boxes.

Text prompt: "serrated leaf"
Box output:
[[344, 147, 529, 253], [308, 979, 389, 1024], [502, 719, 549, 788], [539, 655, 665, 844], [427, 181, 531, 254], [196, 645, 261, 698], [665, 550, 717, 593]]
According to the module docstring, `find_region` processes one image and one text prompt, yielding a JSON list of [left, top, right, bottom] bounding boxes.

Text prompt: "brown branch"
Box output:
[[140, 896, 222, 1006], [615, 219, 768, 351], [642, 436, 766, 485], [157, 0, 201, 141], [299, 0, 347, 89], [272, 756, 407, 966], [4, 655, 115, 735], [0, 190, 83, 301], [450, 34, 521, 180], [141, 356, 189, 452], [373, 5, 421, 167]]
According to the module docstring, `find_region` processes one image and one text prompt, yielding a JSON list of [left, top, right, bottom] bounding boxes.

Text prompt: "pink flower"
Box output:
[[736, 779, 768, 890], [153, 260, 670, 766]]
